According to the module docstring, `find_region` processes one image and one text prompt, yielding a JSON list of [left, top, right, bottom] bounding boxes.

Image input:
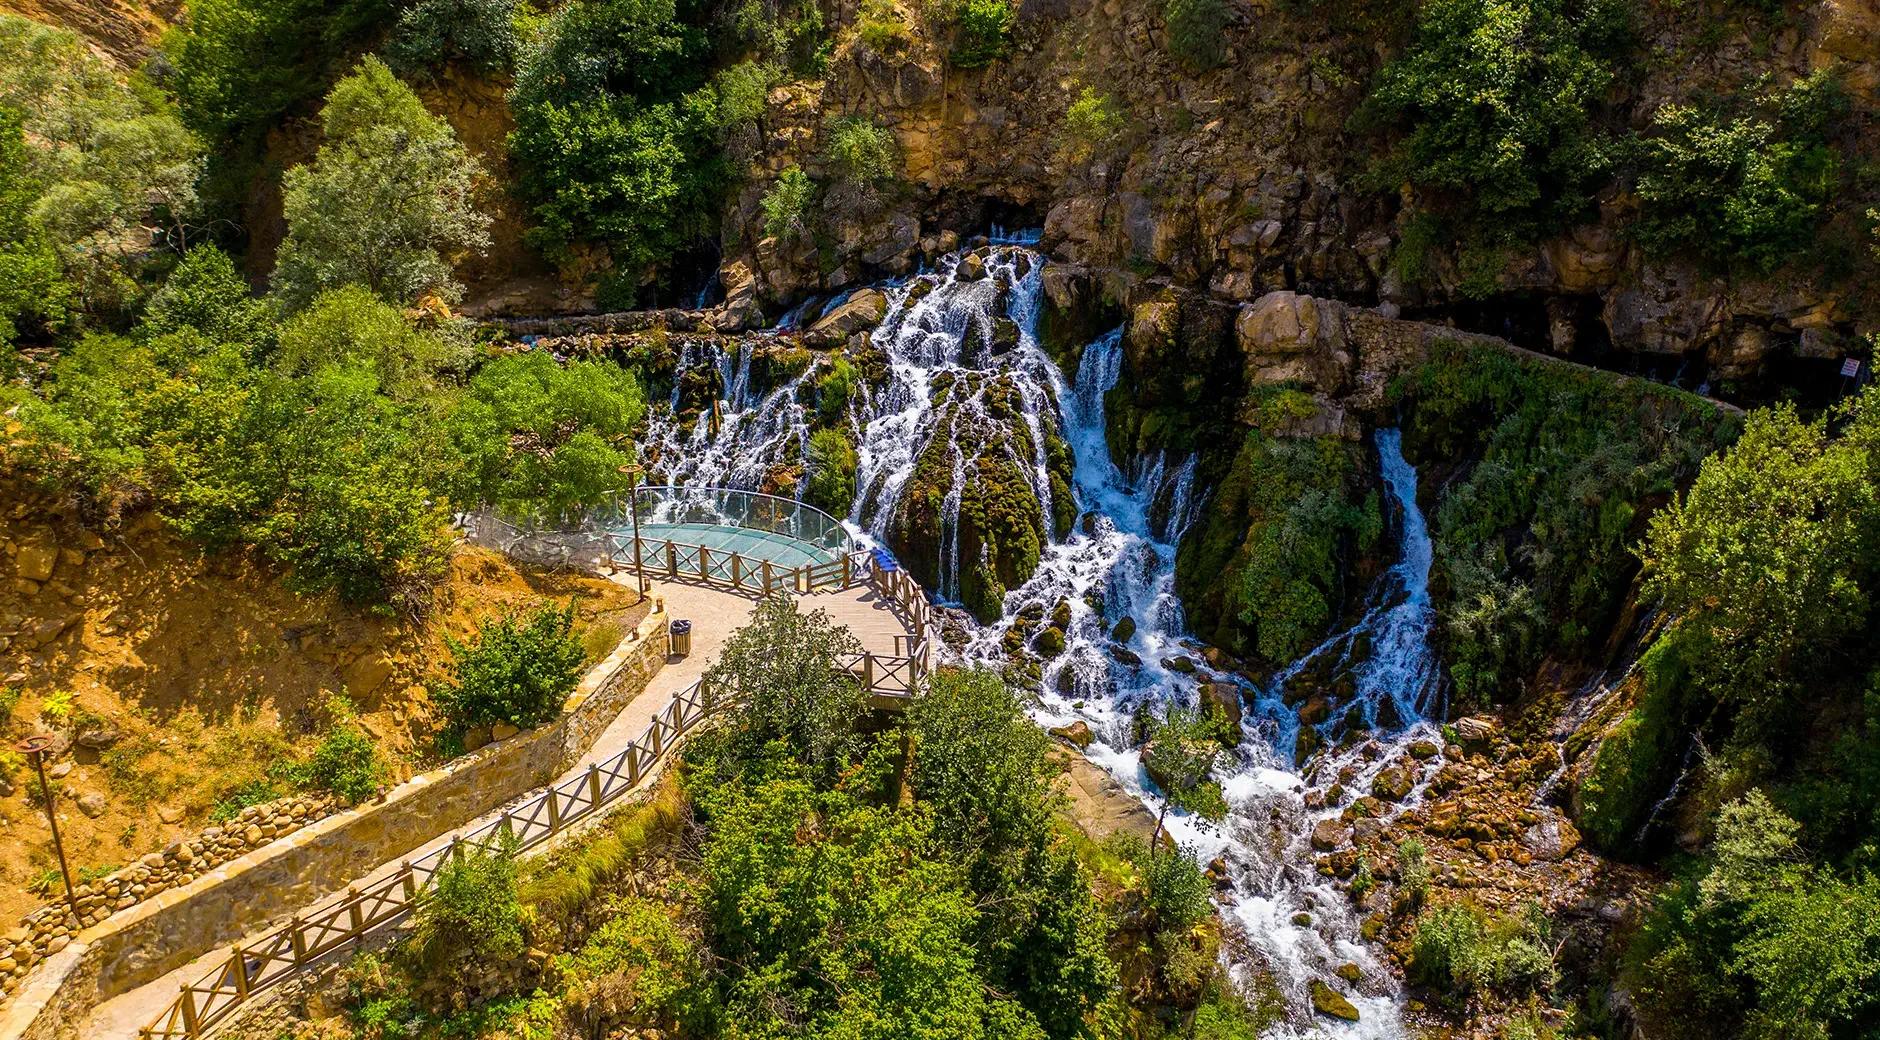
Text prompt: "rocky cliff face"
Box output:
[[717, 0, 1880, 392]]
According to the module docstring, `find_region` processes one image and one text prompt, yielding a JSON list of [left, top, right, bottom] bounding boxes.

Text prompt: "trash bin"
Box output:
[[669, 619, 692, 657]]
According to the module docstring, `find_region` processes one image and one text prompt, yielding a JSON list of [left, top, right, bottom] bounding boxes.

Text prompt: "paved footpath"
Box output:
[[83, 577, 915, 1039]]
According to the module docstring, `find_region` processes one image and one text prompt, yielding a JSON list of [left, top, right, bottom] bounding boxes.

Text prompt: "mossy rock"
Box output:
[[1111, 616, 1136, 642], [1309, 980, 1360, 1021], [1032, 626, 1067, 658]]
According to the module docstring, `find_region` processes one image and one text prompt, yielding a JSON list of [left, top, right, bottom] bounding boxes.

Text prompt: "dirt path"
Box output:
[[79, 577, 916, 1040]]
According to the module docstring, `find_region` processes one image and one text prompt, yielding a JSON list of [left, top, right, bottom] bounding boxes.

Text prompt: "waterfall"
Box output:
[[647, 243, 1441, 1036]]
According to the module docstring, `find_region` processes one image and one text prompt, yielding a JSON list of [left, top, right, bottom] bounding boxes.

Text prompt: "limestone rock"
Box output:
[[810, 288, 888, 337], [76, 792, 108, 818], [1310, 818, 1350, 852], [1050, 721, 1095, 748], [1370, 757, 1417, 802], [14, 535, 58, 583], [1454, 716, 1498, 751], [1201, 682, 1243, 730], [1309, 979, 1360, 1020]]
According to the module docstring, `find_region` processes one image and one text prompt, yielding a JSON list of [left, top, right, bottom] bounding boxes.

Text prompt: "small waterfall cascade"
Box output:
[[641, 340, 818, 499], [644, 242, 1443, 1036]]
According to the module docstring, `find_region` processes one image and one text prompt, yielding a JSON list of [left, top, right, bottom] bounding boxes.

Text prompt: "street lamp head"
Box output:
[[16, 734, 55, 758]]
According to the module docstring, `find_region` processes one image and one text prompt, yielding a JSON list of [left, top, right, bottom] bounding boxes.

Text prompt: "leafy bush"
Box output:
[[1363, 0, 1625, 237], [276, 285, 464, 394], [507, 0, 725, 283], [701, 595, 864, 771], [139, 245, 269, 347], [415, 833, 525, 966], [437, 601, 588, 733], [273, 57, 490, 309], [822, 117, 897, 185], [1131, 838, 1215, 930], [556, 897, 700, 1029], [803, 428, 857, 515], [1396, 340, 1734, 706], [759, 166, 815, 239], [1409, 901, 1557, 1000], [291, 700, 387, 804], [1632, 72, 1846, 274], [1164, 0, 1230, 71], [950, 0, 1014, 68], [1176, 427, 1379, 665], [209, 779, 281, 823], [386, 0, 522, 75], [857, 0, 913, 52], [440, 350, 646, 523], [1062, 88, 1128, 162]]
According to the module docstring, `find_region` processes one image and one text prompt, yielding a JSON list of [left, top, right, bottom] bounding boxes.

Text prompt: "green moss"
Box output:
[[1574, 629, 1695, 852], [1176, 428, 1378, 664], [1394, 340, 1737, 707]]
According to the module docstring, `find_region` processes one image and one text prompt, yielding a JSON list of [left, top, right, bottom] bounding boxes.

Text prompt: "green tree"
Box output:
[[0, 106, 66, 348], [273, 57, 490, 309], [1364, 0, 1623, 236], [760, 166, 815, 239], [1143, 706, 1229, 843], [441, 350, 645, 522], [804, 428, 856, 515], [276, 285, 465, 395], [387, 0, 522, 75], [290, 697, 387, 803], [703, 595, 865, 772], [437, 601, 588, 732], [1639, 394, 1879, 716], [414, 833, 525, 966], [949, 0, 1014, 68], [1632, 72, 1847, 274], [139, 245, 271, 347], [0, 15, 200, 318]]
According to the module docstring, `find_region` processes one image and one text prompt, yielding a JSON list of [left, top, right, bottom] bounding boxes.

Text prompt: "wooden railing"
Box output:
[[138, 628, 937, 1038]]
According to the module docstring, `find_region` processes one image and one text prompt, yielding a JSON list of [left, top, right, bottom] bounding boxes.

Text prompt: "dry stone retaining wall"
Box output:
[[0, 600, 668, 1040]]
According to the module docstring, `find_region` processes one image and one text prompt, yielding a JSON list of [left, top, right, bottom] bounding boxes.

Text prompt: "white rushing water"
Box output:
[[647, 245, 1443, 1036]]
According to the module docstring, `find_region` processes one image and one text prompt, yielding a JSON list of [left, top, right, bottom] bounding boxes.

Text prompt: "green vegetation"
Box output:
[[1164, 0, 1230, 72], [0, 16, 200, 335], [857, 0, 913, 53], [1062, 88, 1129, 163], [1176, 423, 1379, 664], [1573, 629, 1695, 849], [1396, 340, 1735, 706], [948, 0, 1015, 68], [1143, 706, 1230, 839], [284, 697, 388, 804], [759, 166, 815, 239], [701, 595, 866, 772], [804, 427, 858, 515], [437, 601, 588, 733], [1632, 72, 1847, 275], [386, 0, 524, 75], [1362, 0, 1624, 241], [1409, 901, 1557, 1003], [274, 58, 490, 308]]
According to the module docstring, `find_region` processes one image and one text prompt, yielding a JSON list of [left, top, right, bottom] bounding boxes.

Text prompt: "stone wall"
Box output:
[[0, 599, 668, 1040], [0, 794, 337, 1000]]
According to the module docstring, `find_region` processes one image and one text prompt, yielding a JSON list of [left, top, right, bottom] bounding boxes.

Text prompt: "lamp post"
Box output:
[[618, 464, 647, 596], [18, 735, 78, 922]]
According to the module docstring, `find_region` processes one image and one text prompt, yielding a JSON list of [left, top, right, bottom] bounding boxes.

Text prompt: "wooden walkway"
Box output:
[[93, 574, 923, 1040]]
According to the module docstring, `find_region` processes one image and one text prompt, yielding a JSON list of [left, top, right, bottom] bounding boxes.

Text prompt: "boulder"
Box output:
[[1454, 716, 1498, 751], [1370, 758, 1417, 802], [1110, 616, 1136, 642], [75, 793, 108, 819], [956, 252, 986, 281], [1309, 979, 1360, 1021], [1310, 818, 1350, 852], [1050, 721, 1095, 749], [1201, 682, 1242, 730], [809, 288, 889, 337], [14, 536, 57, 583], [73, 720, 122, 751]]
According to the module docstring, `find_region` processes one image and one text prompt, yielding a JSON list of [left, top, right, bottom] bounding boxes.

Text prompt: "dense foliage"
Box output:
[[1631, 72, 1848, 275], [1177, 409, 1380, 665], [437, 601, 589, 733], [273, 58, 490, 308], [1364, 0, 1625, 239], [1397, 340, 1736, 707]]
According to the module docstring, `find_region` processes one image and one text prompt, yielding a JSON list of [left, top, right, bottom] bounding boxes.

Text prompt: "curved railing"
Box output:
[[140, 551, 940, 1039], [602, 485, 855, 559]]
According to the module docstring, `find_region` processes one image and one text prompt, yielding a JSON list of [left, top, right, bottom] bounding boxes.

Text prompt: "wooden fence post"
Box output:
[[667, 542, 677, 578], [545, 788, 561, 832], [401, 863, 417, 903], [762, 559, 773, 595], [288, 916, 307, 964], [842, 552, 852, 588], [229, 945, 249, 999], [862, 653, 875, 691], [731, 553, 742, 590], [347, 886, 364, 938], [587, 764, 603, 809], [178, 988, 199, 1037], [699, 546, 710, 583], [627, 745, 642, 787]]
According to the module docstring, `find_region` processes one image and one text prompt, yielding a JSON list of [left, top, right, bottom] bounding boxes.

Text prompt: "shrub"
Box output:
[[1409, 902, 1557, 1000], [1131, 838, 1214, 930], [557, 897, 699, 1029], [1574, 631, 1692, 850], [1397, 837, 1431, 900], [950, 0, 1014, 67], [209, 779, 281, 823], [1632, 72, 1847, 275], [292, 701, 387, 804], [759, 166, 815, 239], [415, 833, 525, 966], [386, 0, 522, 74], [804, 428, 857, 515], [437, 601, 587, 733], [701, 595, 864, 771], [857, 0, 912, 52], [822, 117, 897, 185], [1062, 88, 1128, 162], [1363, 0, 1625, 236], [1164, 0, 1230, 71]]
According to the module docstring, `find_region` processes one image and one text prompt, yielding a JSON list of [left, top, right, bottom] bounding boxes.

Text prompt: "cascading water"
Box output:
[[647, 243, 1443, 1036]]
